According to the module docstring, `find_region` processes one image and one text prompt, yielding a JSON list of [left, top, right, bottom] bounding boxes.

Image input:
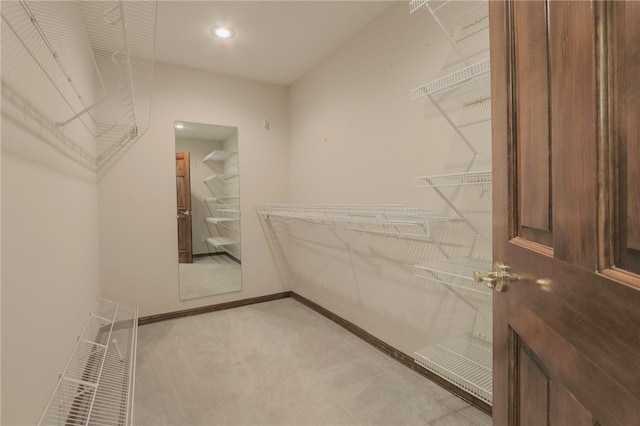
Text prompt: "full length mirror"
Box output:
[[175, 121, 242, 300]]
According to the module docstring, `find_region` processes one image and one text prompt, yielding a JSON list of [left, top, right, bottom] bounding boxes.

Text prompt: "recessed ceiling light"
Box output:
[[174, 123, 184, 129], [212, 25, 235, 39]]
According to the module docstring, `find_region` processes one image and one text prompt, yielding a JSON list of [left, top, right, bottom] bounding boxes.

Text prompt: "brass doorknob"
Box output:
[[473, 262, 517, 292]]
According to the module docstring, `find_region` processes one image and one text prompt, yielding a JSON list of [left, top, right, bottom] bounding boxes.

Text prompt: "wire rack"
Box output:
[[256, 204, 475, 247], [415, 333, 492, 405], [410, 59, 490, 100], [203, 150, 236, 163], [450, 1, 490, 43], [410, 1, 493, 405], [415, 257, 492, 298], [206, 236, 239, 247], [415, 170, 492, 188], [1, 1, 156, 171], [39, 298, 138, 426], [202, 147, 241, 259]]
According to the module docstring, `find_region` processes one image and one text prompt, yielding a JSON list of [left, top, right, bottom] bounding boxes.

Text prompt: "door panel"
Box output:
[[548, 0, 598, 270], [513, 0, 552, 246], [611, 1, 640, 273], [490, 1, 640, 425], [549, 380, 593, 426], [517, 344, 548, 426], [176, 152, 192, 263]]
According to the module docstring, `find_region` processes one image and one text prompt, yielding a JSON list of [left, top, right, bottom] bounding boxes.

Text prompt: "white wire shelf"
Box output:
[[257, 203, 432, 217], [409, 0, 427, 14], [409, 0, 451, 15], [204, 196, 240, 203], [39, 298, 138, 426], [409, 0, 489, 43], [458, 98, 491, 128], [205, 217, 238, 224], [409, 0, 489, 65], [415, 333, 492, 405], [450, 1, 489, 43], [411, 59, 490, 100], [415, 257, 492, 297], [216, 208, 240, 214], [415, 171, 492, 188], [449, 86, 491, 106], [2, 1, 156, 170], [257, 204, 454, 224], [206, 236, 239, 247], [203, 150, 235, 163], [204, 173, 238, 184], [256, 204, 475, 248]]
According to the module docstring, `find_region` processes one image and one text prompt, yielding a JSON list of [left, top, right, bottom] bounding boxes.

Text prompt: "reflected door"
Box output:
[[490, 1, 640, 424], [176, 152, 192, 263]]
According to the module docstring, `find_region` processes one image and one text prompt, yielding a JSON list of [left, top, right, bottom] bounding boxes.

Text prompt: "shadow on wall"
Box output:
[[1, 79, 147, 181], [1, 81, 96, 179], [256, 207, 491, 353]]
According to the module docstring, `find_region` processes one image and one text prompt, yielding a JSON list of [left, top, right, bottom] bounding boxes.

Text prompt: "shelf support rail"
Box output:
[[428, 93, 479, 159], [424, 2, 470, 66], [57, 86, 128, 128], [426, 184, 487, 242]]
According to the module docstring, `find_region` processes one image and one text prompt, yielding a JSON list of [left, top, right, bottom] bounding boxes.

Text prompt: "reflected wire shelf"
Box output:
[[204, 173, 238, 184], [206, 236, 239, 247], [415, 333, 492, 405], [205, 217, 238, 224], [203, 150, 234, 162]]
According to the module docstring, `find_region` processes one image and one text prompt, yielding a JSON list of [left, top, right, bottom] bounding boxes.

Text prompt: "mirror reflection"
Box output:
[[175, 121, 242, 300]]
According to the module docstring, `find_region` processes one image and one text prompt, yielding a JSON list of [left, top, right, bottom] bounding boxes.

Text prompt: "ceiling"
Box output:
[[154, 1, 396, 86]]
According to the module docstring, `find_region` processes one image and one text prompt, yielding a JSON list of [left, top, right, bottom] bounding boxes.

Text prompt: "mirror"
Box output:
[[175, 121, 242, 300]]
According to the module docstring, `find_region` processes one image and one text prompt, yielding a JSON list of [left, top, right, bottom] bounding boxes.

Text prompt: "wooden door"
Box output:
[[176, 152, 192, 263], [489, 1, 640, 424]]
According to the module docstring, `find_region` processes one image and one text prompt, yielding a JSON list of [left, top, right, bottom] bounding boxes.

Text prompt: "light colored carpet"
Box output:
[[134, 298, 492, 425], [179, 255, 241, 300]]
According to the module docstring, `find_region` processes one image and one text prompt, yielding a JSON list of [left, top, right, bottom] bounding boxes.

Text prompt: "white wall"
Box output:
[[286, 2, 491, 356], [1, 2, 101, 424], [98, 62, 290, 316]]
